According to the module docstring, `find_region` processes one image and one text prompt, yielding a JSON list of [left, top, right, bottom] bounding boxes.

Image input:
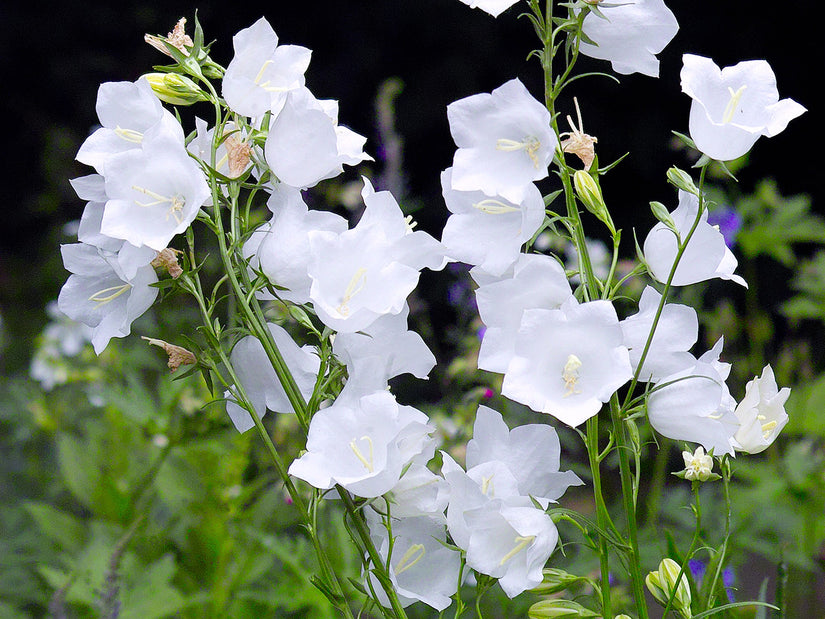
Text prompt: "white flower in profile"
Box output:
[[222, 17, 311, 118], [382, 464, 450, 520], [288, 390, 435, 498], [643, 190, 747, 288], [647, 338, 739, 456], [441, 168, 545, 276], [580, 0, 678, 78], [502, 298, 633, 427], [57, 243, 158, 354], [76, 77, 184, 174], [681, 54, 806, 161], [224, 323, 320, 433], [308, 178, 447, 333], [457, 0, 521, 18], [474, 254, 573, 374], [447, 78, 556, 202], [265, 86, 372, 189], [732, 365, 790, 454], [621, 286, 699, 382], [101, 135, 211, 251]]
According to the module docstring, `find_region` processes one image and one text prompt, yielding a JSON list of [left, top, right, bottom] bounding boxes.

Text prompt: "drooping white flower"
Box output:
[[101, 135, 211, 251], [222, 17, 311, 118], [457, 0, 521, 18], [681, 54, 806, 161], [76, 78, 184, 174], [474, 254, 573, 374], [643, 190, 747, 288], [647, 338, 738, 456], [447, 78, 556, 203], [580, 0, 678, 78], [502, 298, 633, 427], [224, 323, 320, 433], [621, 286, 699, 382], [57, 243, 158, 354], [288, 390, 435, 498], [382, 464, 450, 520], [308, 178, 447, 333], [732, 365, 790, 454], [265, 86, 372, 189], [441, 168, 545, 276]]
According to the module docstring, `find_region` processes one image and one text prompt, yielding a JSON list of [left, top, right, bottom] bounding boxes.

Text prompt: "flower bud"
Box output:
[[645, 558, 691, 618], [531, 568, 586, 595], [573, 170, 615, 234], [528, 599, 600, 618], [666, 167, 700, 197], [142, 72, 206, 106], [649, 201, 677, 233]]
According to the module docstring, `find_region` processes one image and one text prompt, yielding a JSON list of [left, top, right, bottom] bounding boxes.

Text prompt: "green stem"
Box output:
[[586, 415, 613, 616]]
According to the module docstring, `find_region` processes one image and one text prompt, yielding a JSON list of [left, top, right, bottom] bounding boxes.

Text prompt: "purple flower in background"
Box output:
[[688, 559, 735, 602], [723, 566, 735, 602], [707, 205, 742, 248]]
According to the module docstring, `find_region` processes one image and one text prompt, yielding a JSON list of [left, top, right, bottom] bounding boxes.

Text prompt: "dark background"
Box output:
[[0, 1, 817, 371]]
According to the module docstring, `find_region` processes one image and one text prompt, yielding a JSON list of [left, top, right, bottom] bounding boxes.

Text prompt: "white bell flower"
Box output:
[[643, 190, 747, 288], [447, 78, 556, 203], [502, 299, 633, 427], [222, 17, 311, 118], [732, 365, 790, 454], [647, 338, 739, 456], [441, 168, 545, 276], [57, 243, 158, 354], [580, 0, 678, 78], [681, 54, 806, 161], [621, 286, 699, 382]]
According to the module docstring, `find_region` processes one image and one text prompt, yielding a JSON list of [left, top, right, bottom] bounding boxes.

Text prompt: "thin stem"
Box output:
[[586, 415, 613, 616]]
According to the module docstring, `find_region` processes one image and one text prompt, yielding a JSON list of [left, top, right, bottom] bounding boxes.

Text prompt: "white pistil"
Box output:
[[89, 283, 132, 308], [114, 126, 144, 144], [394, 544, 426, 575], [349, 435, 375, 472], [404, 214, 417, 233], [472, 198, 520, 214], [253, 59, 290, 93], [758, 414, 778, 439], [337, 267, 367, 316], [132, 185, 186, 224], [499, 535, 535, 566], [496, 136, 541, 168], [562, 354, 583, 397], [722, 85, 748, 124]]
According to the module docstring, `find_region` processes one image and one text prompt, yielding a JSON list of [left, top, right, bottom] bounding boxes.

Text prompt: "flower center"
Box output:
[[349, 435, 375, 473], [394, 544, 426, 575], [496, 136, 541, 168], [336, 267, 367, 317], [88, 283, 132, 308], [758, 414, 777, 439], [722, 85, 747, 124], [562, 354, 583, 397], [114, 125, 144, 144], [132, 185, 186, 224], [472, 198, 520, 214], [499, 535, 535, 566]]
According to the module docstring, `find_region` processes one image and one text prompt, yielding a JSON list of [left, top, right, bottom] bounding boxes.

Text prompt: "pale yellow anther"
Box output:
[[499, 535, 535, 566], [349, 435, 375, 472], [496, 136, 542, 168], [761, 419, 778, 438], [722, 85, 748, 124], [336, 267, 367, 317], [394, 544, 426, 575], [89, 283, 132, 308], [114, 126, 144, 144], [132, 185, 186, 224], [562, 354, 583, 397], [253, 59, 291, 93], [472, 198, 520, 214], [481, 474, 495, 497]]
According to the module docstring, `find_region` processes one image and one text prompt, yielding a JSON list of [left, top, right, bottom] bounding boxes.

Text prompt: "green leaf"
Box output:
[[23, 502, 86, 554]]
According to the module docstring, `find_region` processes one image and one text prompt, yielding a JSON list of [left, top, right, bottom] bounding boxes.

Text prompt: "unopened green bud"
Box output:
[[531, 568, 586, 595], [645, 558, 692, 618], [528, 599, 600, 618], [649, 201, 677, 232], [143, 72, 206, 105], [573, 169, 615, 234], [666, 167, 700, 196], [614, 615, 633, 619]]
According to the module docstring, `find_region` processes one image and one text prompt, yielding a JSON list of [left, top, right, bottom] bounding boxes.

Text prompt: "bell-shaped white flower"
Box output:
[[101, 135, 211, 251], [643, 190, 747, 288], [732, 365, 790, 454], [441, 168, 545, 276], [681, 54, 806, 161], [647, 338, 739, 455], [288, 390, 435, 498], [502, 299, 633, 427], [474, 254, 573, 374], [76, 78, 184, 174], [57, 243, 158, 354], [224, 323, 320, 433], [265, 86, 372, 189], [621, 286, 699, 382], [308, 178, 447, 333], [222, 17, 311, 118], [382, 464, 450, 520], [580, 0, 678, 78], [447, 78, 556, 203], [457, 0, 521, 18]]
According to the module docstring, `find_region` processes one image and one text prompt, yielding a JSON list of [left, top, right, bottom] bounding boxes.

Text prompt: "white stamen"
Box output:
[[132, 185, 186, 224], [114, 126, 144, 144], [499, 535, 535, 566], [394, 544, 426, 575], [472, 198, 520, 214], [562, 354, 583, 397], [89, 283, 132, 308], [349, 435, 375, 472], [336, 267, 367, 316], [722, 85, 747, 124], [496, 136, 541, 168]]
